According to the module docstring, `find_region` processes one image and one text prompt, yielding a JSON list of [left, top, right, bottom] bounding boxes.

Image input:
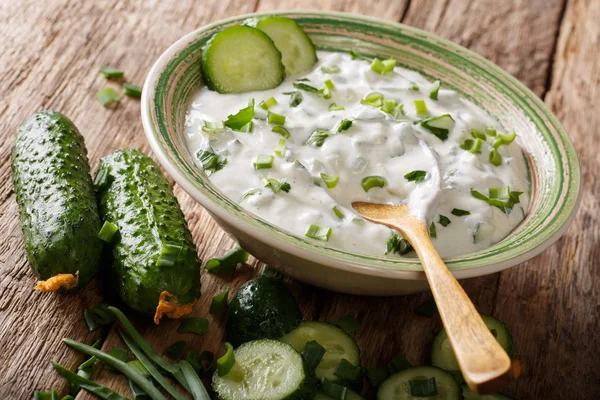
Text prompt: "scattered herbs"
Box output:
[[404, 170, 427, 183], [100, 66, 124, 79], [209, 286, 229, 314], [178, 318, 209, 336], [438, 215, 451, 227], [305, 224, 332, 241], [96, 87, 120, 108], [386, 234, 413, 256], [205, 246, 249, 275]]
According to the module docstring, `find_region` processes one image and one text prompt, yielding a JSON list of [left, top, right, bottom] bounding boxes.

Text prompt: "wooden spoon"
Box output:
[[352, 202, 512, 394]]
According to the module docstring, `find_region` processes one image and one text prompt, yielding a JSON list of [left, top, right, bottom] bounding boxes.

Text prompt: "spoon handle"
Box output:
[[405, 222, 513, 394]]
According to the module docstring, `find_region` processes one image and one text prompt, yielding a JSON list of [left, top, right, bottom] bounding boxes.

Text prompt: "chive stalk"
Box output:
[[179, 360, 211, 400], [52, 362, 130, 400], [205, 246, 249, 274], [332, 206, 345, 219], [361, 175, 385, 192]]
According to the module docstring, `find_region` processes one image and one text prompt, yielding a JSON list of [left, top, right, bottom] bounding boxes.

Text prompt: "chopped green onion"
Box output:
[[337, 119, 353, 132], [451, 208, 471, 216], [217, 343, 235, 377], [414, 99, 429, 117], [96, 87, 120, 107], [240, 188, 261, 201], [416, 298, 438, 317], [321, 65, 341, 74], [163, 340, 186, 360], [283, 91, 303, 107], [388, 353, 412, 374], [52, 362, 130, 400], [470, 129, 486, 140], [100, 66, 124, 79], [274, 139, 287, 157], [438, 215, 451, 227], [361, 175, 385, 192], [489, 149, 503, 166], [409, 81, 419, 91], [272, 125, 290, 139], [303, 340, 326, 373], [334, 358, 362, 381], [205, 246, 249, 274], [364, 367, 389, 388], [410, 377, 438, 397], [201, 120, 225, 133], [349, 50, 371, 61], [493, 132, 517, 148], [178, 318, 209, 336], [404, 170, 427, 183], [471, 187, 522, 213], [84, 304, 116, 332], [429, 80, 441, 100], [33, 391, 59, 400], [305, 224, 332, 241], [371, 57, 396, 75], [386, 234, 413, 255], [381, 99, 398, 114], [209, 286, 229, 314], [361, 92, 384, 107], [224, 105, 254, 131], [238, 121, 253, 133], [186, 350, 215, 378], [329, 315, 360, 335], [156, 244, 183, 267], [420, 114, 455, 141], [320, 378, 348, 400], [329, 103, 345, 111], [123, 83, 142, 98], [293, 82, 322, 94], [104, 346, 128, 372], [485, 127, 497, 136], [323, 79, 335, 99], [254, 155, 274, 169], [429, 222, 437, 238], [127, 360, 149, 377], [179, 360, 211, 400], [305, 129, 331, 147], [460, 138, 483, 154], [268, 112, 286, 126], [320, 173, 339, 189], [196, 149, 227, 175], [260, 175, 291, 193], [97, 221, 118, 243], [259, 96, 278, 110], [332, 206, 345, 220]]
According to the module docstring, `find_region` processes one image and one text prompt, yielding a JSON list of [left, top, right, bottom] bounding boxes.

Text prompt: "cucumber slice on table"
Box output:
[[280, 321, 360, 381], [212, 340, 310, 400], [255, 16, 318, 75], [431, 314, 513, 379], [201, 25, 285, 93], [461, 384, 515, 400], [377, 366, 461, 400]]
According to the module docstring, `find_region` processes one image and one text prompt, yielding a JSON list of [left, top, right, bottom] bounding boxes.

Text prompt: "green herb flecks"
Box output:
[[404, 170, 427, 183], [224, 105, 254, 132], [260, 175, 291, 193], [96, 87, 120, 108], [210, 286, 229, 314], [123, 84, 142, 98], [305, 129, 331, 147], [386, 234, 413, 256], [196, 149, 227, 176], [100, 66, 124, 79], [305, 224, 332, 241], [205, 246, 249, 275], [361, 175, 385, 192]]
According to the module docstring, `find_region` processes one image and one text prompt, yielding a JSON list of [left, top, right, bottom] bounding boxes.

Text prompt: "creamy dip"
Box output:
[[184, 51, 529, 258]]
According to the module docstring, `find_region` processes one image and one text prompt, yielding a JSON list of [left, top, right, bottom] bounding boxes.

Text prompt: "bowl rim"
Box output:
[[141, 10, 581, 280]]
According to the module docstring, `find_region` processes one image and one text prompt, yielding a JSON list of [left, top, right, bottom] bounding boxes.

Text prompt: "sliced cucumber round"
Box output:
[[431, 314, 513, 374], [377, 366, 461, 400], [212, 340, 308, 400], [256, 16, 317, 76], [461, 384, 515, 400], [201, 25, 285, 93], [280, 321, 360, 381]]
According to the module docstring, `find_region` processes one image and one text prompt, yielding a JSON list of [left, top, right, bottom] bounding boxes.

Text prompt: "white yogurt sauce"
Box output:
[[184, 51, 529, 258]]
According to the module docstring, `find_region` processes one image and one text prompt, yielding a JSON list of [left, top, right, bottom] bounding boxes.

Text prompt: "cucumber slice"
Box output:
[[377, 366, 461, 400], [280, 321, 360, 381], [431, 314, 513, 374], [201, 25, 285, 93], [461, 385, 515, 400], [256, 16, 318, 76], [212, 340, 308, 400]]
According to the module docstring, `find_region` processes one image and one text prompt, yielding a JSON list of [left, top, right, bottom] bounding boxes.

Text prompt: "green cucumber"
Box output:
[[377, 366, 461, 400], [227, 275, 301, 346], [255, 16, 318, 76], [212, 340, 313, 400], [95, 149, 201, 322], [431, 314, 513, 376], [11, 111, 102, 290], [281, 321, 360, 382], [201, 25, 285, 93], [461, 385, 515, 400]]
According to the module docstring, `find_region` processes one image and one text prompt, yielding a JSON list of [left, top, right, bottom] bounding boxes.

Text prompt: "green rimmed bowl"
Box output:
[[141, 11, 580, 295]]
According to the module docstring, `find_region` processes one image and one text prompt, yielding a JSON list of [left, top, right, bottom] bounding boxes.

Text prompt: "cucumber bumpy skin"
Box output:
[[11, 111, 102, 289], [95, 149, 201, 322]]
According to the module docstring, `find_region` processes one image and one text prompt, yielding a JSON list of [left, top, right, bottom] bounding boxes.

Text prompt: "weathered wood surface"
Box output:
[[0, 0, 597, 398]]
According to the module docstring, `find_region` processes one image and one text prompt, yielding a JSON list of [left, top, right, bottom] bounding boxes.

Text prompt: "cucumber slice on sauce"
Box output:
[[201, 25, 285, 93], [255, 16, 318, 76], [280, 321, 360, 382], [377, 366, 461, 400], [461, 384, 515, 400], [212, 340, 308, 400]]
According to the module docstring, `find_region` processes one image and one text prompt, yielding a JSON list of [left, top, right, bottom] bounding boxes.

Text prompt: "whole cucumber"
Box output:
[[10, 111, 102, 290], [95, 149, 201, 323]]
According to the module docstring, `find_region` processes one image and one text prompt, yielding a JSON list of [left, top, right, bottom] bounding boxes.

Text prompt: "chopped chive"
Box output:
[[272, 125, 290, 139], [123, 83, 142, 98], [460, 138, 483, 154], [361, 92, 384, 107], [329, 103, 345, 111], [238, 121, 253, 133], [293, 82, 322, 94], [321, 65, 341, 74], [416, 298, 438, 317], [97, 221, 118, 243], [52, 362, 131, 400], [493, 132, 517, 148], [283, 91, 303, 107], [260, 175, 291, 193], [329, 315, 360, 335], [163, 340, 186, 360], [178, 318, 209, 336], [305, 129, 331, 147], [371, 57, 396, 75], [388, 353, 412, 374], [414, 100, 429, 117], [217, 343, 235, 377], [471, 187, 522, 213], [404, 170, 427, 183], [409, 81, 419, 91], [156, 244, 183, 267], [410, 377, 438, 397], [420, 114, 455, 141], [305, 224, 332, 241], [337, 119, 353, 132], [322, 79, 335, 99], [303, 340, 326, 373], [334, 358, 362, 382], [438, 215, 451, 227], [470, 129, 486, 140], [179, 359, 211, 400], [240, 188, 261, 201], [489, 149, 503, 166], [267, 112, 286, 126], [320, 378, 348, 400], [485, 127, 497, 136], [33, 391, 59, 400], [365, 367, 389, 388], [196, 149, 227, 175], [96, 87, 120, 107], [209, 286, 229, 314], [100, 66, 124, 79], [429, 222, 437, 238], [320, 173, 339, 189], [381, 99, 398, 114], [386, 234, 413, 255], [349, 50, 371, 61], [429, 80, 441, 100], [361, 175, 385, 192], [333, 206, 345, 219], [254, 155, 274, 169], [201, 120, 225, 133], [205, 246, 249, 274], [274, 139, 287, 157], [451, 208, 471, 216], [224, 105, 254, 132], [259, 96, 278, 110]]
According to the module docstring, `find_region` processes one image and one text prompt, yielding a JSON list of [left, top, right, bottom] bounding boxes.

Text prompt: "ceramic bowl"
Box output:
[[141, 11, 581, 295]]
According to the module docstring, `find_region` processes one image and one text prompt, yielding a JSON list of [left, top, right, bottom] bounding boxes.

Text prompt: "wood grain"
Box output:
[[0, 0, 597, 399]]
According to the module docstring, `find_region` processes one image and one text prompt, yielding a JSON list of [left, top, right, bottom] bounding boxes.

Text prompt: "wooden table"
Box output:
[[0, 0, 598, 398]]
